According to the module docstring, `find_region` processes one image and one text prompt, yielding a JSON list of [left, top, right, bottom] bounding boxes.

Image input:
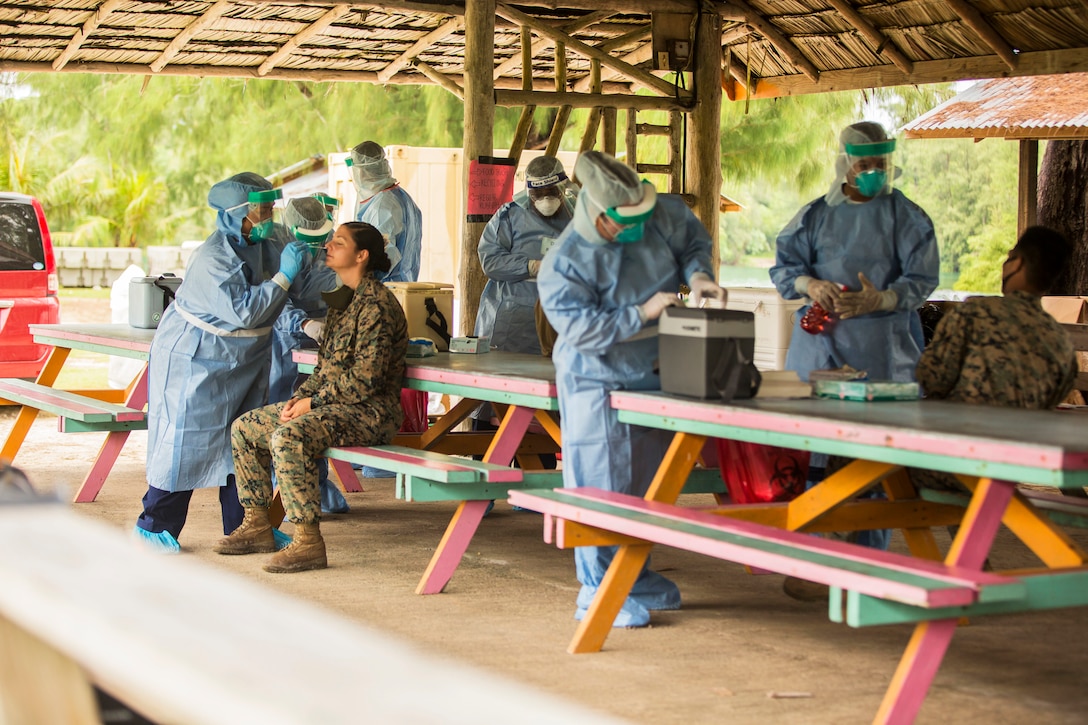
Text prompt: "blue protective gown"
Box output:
[[269, 250, 337, 403], [538, 193, 715, 627], [145, 222, 317, 493], [356, 185, 422, 283], [769, 189, 939, 382], [474, 197, 572, 354]]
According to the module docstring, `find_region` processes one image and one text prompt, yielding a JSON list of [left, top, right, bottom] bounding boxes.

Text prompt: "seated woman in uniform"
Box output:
[[215, 222, 409, 572]]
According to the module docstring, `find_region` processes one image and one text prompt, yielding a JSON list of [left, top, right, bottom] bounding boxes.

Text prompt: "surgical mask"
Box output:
[[533, 197, 562, 217], [853, 168, 887, 197], [613, 222, 645, 244], [248, 219, 276, 245]]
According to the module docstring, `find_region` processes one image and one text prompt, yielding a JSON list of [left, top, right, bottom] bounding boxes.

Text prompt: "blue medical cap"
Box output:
[[208, 172, 272, 216]]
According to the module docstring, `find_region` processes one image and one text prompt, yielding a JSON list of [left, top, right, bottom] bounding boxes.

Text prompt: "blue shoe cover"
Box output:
[[484, 500, 495, 517], [132, 526, 180, 554], [272, 528, 292, 551], [319, 478, 350, 514], [574, 598, 651, 628], [510, 505, 542, 514], [361, 466, 395, 479]]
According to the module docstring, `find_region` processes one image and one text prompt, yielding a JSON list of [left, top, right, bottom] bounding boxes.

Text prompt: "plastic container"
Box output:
[[724, 287, 804, 371], [658, 307, 758, 400], [386, 282, 455, 351], [129, 274, 182, 329], [813, 380, 920, 401]]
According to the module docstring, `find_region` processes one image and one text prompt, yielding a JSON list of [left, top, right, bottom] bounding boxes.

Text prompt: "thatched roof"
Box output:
[[1, 1, 1087, 106], [902, 72, 1088, 140]]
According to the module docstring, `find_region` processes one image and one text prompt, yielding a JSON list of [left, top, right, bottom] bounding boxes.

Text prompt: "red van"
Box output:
[[0, 193, 60, 378]]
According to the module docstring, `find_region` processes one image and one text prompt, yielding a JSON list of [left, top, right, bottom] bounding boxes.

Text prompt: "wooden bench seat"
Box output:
[[508, 487, 1025, 614], [919, 485, 1088, 529], [0, 379, 146, 432], [324, 444, 524, 484]]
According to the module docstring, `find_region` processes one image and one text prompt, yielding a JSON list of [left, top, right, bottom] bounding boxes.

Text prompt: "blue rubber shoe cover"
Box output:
[[132, 526, 180, 554], [273, 528, 292, 551], [574, 598, 651, 628]]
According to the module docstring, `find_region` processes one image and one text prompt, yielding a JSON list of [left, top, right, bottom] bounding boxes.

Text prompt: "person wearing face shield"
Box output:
[[771, 121, 939, 383], [474, 155, 577, 355], [133, 172, 317, 554], [769, 122, 938, 583], [537, 151, 727, 628], [269, 198, 349, 515], [349, 141, 422, 283]]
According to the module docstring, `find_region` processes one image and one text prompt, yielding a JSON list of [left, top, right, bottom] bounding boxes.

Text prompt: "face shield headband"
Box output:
[[602, 180, 657, 242], [527, 171, 568, 189]]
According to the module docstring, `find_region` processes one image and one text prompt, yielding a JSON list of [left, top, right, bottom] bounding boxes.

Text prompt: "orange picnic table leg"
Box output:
[[1, 347, 70, 462], [568, 432, 705, 654]]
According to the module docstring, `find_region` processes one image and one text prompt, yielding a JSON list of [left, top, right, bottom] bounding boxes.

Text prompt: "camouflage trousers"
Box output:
[[231, 400, 399, 524]]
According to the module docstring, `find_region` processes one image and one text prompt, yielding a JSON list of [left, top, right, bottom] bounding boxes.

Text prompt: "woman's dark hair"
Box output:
[[341, 221, 393, 275], [1014, 225, 1073, 293]]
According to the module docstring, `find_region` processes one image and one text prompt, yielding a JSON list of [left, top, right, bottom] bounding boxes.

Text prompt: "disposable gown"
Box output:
[[356, 186, 422, 282], [474, 196, 571, 354], [145, 223, 316, 493], [269, 250, 337, 403], [538, 193, 715, 626], [769, 189, 939, 382]]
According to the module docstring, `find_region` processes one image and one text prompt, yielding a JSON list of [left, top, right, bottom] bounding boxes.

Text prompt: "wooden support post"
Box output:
[[686, 9, 723, 274], [1018, 139, 1039, 236], [601, 107, 617, 156], [508, 26, 535, 162], [625, 107, 638, 169], [578, 60, 602, 153], [544, 41, 570, 157], [668, 109, 683, 194], [459, 0, 495, 339]]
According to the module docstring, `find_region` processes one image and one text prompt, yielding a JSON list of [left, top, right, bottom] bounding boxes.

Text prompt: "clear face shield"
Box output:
[[312, 193, 340, 221], [527, 171, 575, 217], [346, 155, 391, 199], [843, 139, 896, 198], [239, 189, 283, 245]]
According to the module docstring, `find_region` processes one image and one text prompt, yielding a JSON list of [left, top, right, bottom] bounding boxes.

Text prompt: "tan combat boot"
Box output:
[[213, 507, 276, 555], [263, 522, 327, 573]]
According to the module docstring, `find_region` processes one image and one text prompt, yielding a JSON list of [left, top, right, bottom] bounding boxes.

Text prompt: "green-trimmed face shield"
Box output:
[[312, 193, 340, 221], [603, 180, 657, 243], [844, 138, 896, 198], [240, 188, 283, 245]]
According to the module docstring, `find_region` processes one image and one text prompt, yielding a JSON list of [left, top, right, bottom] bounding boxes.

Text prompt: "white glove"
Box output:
[[688, 273, 727, 308], [637, 291, 682, 322], [796, 276, 843, 310], [527, 259, 541, 277], [302, 319, 326, 343], [836, 272, 898, 319]]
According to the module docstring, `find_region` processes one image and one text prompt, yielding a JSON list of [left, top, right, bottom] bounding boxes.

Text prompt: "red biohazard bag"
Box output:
[[399, 389, 429, 433], [715, 439, 809, 504]]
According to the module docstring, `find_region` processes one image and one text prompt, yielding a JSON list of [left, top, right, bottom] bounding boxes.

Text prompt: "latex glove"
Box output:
[[688, 273, 727, 308], [836, 272, 898, 319], [527, 259, 541, 277], [302, 319, 326, 344], [637, 291, 682, 322], [279, 241, 307, 284], [797, 277, 843, 311]]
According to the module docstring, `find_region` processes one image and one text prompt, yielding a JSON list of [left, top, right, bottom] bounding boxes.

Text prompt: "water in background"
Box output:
[[719, 265, 774, 288]]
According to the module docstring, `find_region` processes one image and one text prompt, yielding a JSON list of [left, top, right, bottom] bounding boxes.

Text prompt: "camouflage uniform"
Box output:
[[231, 276, 408, 524], [910, 290, 1077, 491]]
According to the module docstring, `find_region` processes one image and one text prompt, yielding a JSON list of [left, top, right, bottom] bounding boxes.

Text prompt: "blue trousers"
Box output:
[[136, 475, 244, 540]]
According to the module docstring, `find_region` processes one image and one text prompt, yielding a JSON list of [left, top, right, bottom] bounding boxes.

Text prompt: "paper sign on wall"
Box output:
[[466, 156, 517, 222]]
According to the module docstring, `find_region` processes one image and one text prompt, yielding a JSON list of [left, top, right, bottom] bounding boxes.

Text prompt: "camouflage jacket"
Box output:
[[916, 290, 1076, 409], [295, 275, 408, 409]]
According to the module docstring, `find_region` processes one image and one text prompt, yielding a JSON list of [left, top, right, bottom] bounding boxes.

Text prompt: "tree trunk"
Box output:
[[1039, 140, 1088, 295]]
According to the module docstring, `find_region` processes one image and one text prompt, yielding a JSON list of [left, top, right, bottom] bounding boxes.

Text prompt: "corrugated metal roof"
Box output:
[[902, 73, 1088, 140]]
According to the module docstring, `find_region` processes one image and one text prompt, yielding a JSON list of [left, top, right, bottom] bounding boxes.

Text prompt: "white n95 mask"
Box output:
[[533, 197, 562, 217]]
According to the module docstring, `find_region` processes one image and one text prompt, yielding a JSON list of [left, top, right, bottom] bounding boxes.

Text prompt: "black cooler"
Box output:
[[658, 306, 760, 400]]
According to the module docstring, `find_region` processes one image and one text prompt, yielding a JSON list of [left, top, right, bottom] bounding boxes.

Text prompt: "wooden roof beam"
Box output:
[[496, 3, 686, 98], [492, 9, 612, 79], [495, 90, 688, 112], [149, 0, 233, 73], [571, 43, 651, 92], [378, 15, 464, 83], [730, 0, 820, 82], [721, 23, 753, 46], [410, 58, 464, 98], [53, 0, 126, 71], [943, 0, 1018, 69], [268, 0, 745, 18], [824, 0, 913, 75], [259, 4, 354, 77]]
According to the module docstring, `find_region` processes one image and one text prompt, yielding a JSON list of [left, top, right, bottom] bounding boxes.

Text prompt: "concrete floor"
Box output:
[[4, 406, 1088, 724]]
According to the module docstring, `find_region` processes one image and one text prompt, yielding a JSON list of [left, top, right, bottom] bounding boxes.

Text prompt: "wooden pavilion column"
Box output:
[[686, 9, 723, 275], [1018, 139, 1039, 236], [459, 0, 495, 338]]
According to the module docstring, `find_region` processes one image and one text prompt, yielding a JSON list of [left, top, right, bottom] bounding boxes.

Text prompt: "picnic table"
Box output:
[[510, 391, 1088, 724], [0, 323, 153, 502]]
